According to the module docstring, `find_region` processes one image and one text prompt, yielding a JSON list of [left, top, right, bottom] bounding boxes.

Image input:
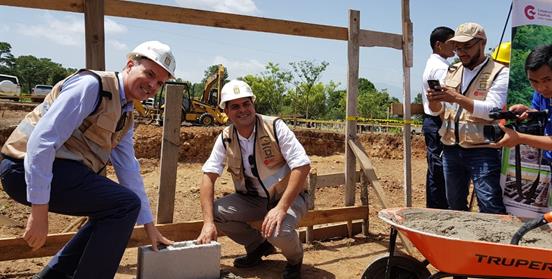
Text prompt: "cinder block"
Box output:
[[137, 240, 221, 279]]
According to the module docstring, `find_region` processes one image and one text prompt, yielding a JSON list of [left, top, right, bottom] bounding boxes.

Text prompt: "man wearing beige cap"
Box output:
[[427, 22, 509, 214]]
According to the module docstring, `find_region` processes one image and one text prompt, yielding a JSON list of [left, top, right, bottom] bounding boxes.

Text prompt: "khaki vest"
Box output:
[[1, 70, 133, 173], [223, 114, 294, 201], [439, 60, 505, 148]]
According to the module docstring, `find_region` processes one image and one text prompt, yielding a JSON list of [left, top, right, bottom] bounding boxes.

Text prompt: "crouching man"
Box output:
[[195, 80, 310, 279]]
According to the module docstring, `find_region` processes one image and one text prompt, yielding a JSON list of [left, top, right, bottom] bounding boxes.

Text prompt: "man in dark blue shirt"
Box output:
[[493, 44, 552, 156]]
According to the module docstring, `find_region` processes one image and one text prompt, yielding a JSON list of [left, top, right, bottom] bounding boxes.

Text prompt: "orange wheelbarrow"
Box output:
[[362, 208, 552, 279]]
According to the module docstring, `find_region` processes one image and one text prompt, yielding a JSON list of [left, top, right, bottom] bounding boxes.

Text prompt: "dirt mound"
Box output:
[[132, 125, 426, 162], [134, 125, 222, 163], [0, 122, 426, 162]]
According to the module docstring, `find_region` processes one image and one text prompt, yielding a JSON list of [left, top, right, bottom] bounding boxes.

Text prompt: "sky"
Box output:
[[0, 0, 512, 101]]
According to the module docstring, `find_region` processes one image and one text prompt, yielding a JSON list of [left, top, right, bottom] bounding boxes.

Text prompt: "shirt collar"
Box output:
[[464, 57, 489, 73], [237, 126, 256, 141], [430, 53, 450, 65]]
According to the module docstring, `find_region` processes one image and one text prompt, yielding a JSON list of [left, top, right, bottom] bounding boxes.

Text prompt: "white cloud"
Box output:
[[16, 14, 127, 46], [17, 15, 84, 46], [212, 55, 264, 79], [104, 18, 127, 34], [175, 0, 259, 15], [108, 40, 127, 51]]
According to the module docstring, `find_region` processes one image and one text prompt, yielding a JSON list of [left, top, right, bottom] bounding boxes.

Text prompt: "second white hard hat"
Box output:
[[128, 41, 176, 78], [219, 80, 256, 109]]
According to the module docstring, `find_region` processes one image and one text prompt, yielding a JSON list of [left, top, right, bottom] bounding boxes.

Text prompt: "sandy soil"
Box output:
[[0, 105, 433, 279]]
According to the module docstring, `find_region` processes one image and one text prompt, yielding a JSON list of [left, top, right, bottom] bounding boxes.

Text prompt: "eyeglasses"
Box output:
[[454, 39, 481, 53], [248, 155, 259, 177]]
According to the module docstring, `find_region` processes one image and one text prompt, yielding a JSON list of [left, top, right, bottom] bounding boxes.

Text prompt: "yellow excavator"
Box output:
[[133, 64, 228, 126], [181, 64, 228, 126]]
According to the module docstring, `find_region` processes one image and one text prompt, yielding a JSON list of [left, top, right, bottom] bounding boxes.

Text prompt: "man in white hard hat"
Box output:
[[1, 41, 176, 279], [196, 80, 311, 279], [427, 22, 509, 214]]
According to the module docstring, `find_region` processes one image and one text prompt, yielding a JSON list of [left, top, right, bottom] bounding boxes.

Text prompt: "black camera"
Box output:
[[483, 108, 548, 142]]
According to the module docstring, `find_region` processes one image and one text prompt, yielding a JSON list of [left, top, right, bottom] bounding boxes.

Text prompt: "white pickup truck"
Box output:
[[31, 84, 53, 102], [0, 74, 21, 100]]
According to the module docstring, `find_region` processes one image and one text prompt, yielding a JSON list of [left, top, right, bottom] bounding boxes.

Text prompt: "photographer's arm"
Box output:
[[490, 124, 552, 149]]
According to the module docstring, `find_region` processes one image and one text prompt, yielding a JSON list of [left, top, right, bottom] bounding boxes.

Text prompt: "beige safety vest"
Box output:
[[223, 114, 295, 201], [1, 70, 133, 173], [439, 60, 505, 148]]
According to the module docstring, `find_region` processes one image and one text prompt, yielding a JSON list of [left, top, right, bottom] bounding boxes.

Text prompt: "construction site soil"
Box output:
[[1, 106, 433, 278]]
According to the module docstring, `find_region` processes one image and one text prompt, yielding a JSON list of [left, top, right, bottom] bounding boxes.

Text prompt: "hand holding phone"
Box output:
[[427, 79, 442, 91]]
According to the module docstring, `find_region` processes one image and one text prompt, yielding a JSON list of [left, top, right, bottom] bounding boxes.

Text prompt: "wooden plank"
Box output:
[[306, 171, 317, 243], [360, 173, 369, 235], [348, 139, 414, 255], [344, 10, 360, 208], [84, 0, 105, 70], [298, 221, 364, 243], [156, 83, 184, 223], [390, 103, 424, 116], [401, 0, 413, 207], [359, 29, 402, 49], [315, 170, 361, 188], [0, 0, 402, 48], [0, 0, 84, 12], [348, 140, 386, 204], [0, 205, 368, 261]]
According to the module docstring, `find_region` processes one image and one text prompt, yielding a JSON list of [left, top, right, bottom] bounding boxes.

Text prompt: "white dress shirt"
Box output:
[[202, 119, 310, 196], [428, 57, 509, 120], [422, 53, 450, 115]]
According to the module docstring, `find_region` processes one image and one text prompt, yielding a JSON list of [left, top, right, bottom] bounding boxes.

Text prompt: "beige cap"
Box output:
[[448, 22, 486, 43]]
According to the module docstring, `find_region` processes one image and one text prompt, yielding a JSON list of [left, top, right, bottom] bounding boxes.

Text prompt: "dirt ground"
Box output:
[[0, 105, 430, 279]]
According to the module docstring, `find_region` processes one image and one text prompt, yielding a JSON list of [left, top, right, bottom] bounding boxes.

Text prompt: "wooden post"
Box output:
[[360, 173, 369, 236], [401, 0, 413, 207], [345, 10, 359, 208], [156, 83, 184, 224], [84, 0, 105, 70], [306, 170, 317, 243]]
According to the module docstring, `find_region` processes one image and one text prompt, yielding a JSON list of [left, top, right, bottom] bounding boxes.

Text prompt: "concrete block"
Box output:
[[137, 240, 221, 279]]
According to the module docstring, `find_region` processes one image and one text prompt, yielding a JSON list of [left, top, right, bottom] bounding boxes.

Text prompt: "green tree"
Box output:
[[0, 42, 15, 74], [323, 82, 344, 120], [357, 78, 398, 119], [14, 55, 71, 93], [413, 92, 423, 104], [289, 60, 329, 119], [241, 63, 292, 115]]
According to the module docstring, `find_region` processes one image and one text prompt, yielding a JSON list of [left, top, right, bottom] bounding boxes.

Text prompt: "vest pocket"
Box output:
[[458, 121, 486, 145], [83, 114, 116, 149]]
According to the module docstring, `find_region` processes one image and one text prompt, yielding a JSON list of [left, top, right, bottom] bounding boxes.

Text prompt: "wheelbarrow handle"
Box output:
[[510, 212, 552, 245]]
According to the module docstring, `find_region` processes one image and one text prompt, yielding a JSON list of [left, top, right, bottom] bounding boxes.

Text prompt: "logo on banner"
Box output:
[[525, 5, 536, 20]]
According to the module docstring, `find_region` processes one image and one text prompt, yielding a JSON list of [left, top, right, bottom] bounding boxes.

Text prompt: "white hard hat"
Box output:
[[219, 80, 256, 109], [127, 41, 176, 78]]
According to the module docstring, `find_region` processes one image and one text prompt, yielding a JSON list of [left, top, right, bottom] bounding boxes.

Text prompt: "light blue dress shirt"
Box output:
[[24, 71, 153, 224]]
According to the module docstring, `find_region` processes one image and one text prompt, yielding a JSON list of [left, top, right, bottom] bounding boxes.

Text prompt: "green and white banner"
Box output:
[[500, 0, 552, 218]]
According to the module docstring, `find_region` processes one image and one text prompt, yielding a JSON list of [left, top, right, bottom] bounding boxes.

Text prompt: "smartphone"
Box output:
[[427, 79, 442, 91]]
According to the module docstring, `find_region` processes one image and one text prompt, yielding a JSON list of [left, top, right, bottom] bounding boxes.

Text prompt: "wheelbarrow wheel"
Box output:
[[362, 254, 430, 279]]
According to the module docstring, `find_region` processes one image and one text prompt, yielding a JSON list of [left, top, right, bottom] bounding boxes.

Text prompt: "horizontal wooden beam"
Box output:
[[298, 220, 364, 242], [0, 0, 403, 48], [0, 205, 367, 261], [316, 170, 361, 188]]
